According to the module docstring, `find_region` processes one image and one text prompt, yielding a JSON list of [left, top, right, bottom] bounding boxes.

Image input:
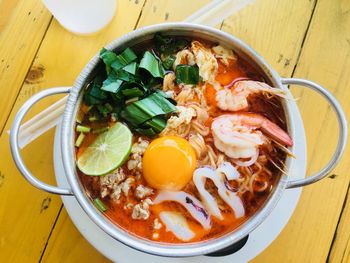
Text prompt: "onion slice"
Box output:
[[153, 190, 211, 230], [224, 77, 251, 89]]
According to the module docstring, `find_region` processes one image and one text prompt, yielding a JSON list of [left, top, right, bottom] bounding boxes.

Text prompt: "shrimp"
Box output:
[[216, 80, 286, 112], [211, 113, 293, 159]]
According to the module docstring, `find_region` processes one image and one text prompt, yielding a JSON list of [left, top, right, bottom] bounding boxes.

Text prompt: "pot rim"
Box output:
[[60, 22, 296, 257]]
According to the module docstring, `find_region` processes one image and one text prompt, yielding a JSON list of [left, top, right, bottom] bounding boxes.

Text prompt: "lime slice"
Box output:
[[77, 122, 132, 176]]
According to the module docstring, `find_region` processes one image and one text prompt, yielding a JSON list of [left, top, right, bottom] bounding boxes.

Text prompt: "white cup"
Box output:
[[42, 0, 117, 35]]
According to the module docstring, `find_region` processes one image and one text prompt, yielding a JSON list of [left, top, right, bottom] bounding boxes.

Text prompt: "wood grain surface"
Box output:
[[0, 0, 349, 262]]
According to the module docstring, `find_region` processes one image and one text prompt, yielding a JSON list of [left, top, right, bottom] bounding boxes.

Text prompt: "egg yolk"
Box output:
[[142, 136, 197, 191]]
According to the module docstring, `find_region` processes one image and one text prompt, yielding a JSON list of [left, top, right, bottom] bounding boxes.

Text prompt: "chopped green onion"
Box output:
[[121, 88, 144, 98], [105, 103, 113, 112], [117, 48, 137, 65], [100, 48, 118, 74], [76, 125, 91, 133], [139, 51, 164, 78], [100, 47, 137, 72], [122, 62, 137, 75], [175, 64, 199, 84], [90, 45, 181, 138], [110, 113, 118, 122], [151, 91, 178, 113], [86, 105, 94, 112], [76, 112, 84, 124], [154, 34, 189, 56], [84, 94, 103, 105], [135, 127, 157, 137], [89, 115, 99, 122], [88, 85, 108, 100], [100, 48, 117, 64], [115, 69, 133, 82], [101, 80, 123, 93], [92, 127, 109, 134], [75, 133, 85, 147], [97, 104, 111, 118], [121, 92, 176, 127], [110, 48, 137, 71], [101, 70, 124, 93], [145, 116, 167, 133], [121, 103, 149, 126], [162, 55, 175, 70], [83, 77, 108, 105], [125, 97, 139, 104], [94, 198, 107, 212]]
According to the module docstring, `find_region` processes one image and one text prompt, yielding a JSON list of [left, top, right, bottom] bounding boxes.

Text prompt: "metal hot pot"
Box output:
[[10, 23, 348, 257]]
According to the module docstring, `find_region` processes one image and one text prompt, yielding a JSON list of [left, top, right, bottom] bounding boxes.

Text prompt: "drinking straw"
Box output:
[[184, 0, 254, 27]]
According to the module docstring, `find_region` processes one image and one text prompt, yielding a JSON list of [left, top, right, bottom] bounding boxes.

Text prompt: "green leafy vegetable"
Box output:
[[92, 127, 109, 134], [100, 47, 137, 77], [101, 80, 123, 93], [115, 48, 137, 67], [122, 62, 137, 75], [154, 34, 189, 56], [75, 133, 85, 147], [94, 198, 107, 212], [121, 91, 177, 134], [175, 64, 200, 84], [135, 127, 157, 137], [84, 38, 183, 137], [97, 104, 112, 118], [105, 103, 113, 112], [120, 103, 147, 126], [100, 48, 118, 74], [122, 88, 144, 98], [76, 125, 91, 133], [100, 48, 118, 64], [139, 51, 164, 78], [162, 55, 176, 70], [84, 77, 108, 105], [145, 116, 167, 133], [89, 115, 99, 122]]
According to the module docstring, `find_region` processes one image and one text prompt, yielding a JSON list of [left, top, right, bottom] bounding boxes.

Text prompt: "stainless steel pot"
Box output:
[[10, 23, 348, 257]]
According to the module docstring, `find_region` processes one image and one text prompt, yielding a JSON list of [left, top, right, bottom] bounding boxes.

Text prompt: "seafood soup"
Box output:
[[74, 34, 293, 243]]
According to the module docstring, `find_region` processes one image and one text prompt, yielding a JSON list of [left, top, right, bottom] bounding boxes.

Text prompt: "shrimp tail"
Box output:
[[260, 117, 293, 147]]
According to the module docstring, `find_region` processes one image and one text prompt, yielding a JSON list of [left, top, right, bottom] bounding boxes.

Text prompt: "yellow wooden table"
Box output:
[[1, 0, 349, 262]]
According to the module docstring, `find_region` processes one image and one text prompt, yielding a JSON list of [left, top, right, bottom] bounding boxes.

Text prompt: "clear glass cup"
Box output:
[[42, 0, 117, 35]]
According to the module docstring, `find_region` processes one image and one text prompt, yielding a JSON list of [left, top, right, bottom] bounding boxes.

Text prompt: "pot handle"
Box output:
[[281, 78, 348, 189], [10, 87, 73, 195]]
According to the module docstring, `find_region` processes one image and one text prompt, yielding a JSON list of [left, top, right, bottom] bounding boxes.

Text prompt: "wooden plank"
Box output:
[[253, 0, 350, 262], [39, 0, 316, 262], [40, 0, 318, 261], [221, 0, 315, 77], [328, 186, 350, 262], [136, 0, 211, 26], [41, 209, 109, 262], [0, 128, 62, 262], [0, 0, 52, 133], [0, 0, 145, 262]]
